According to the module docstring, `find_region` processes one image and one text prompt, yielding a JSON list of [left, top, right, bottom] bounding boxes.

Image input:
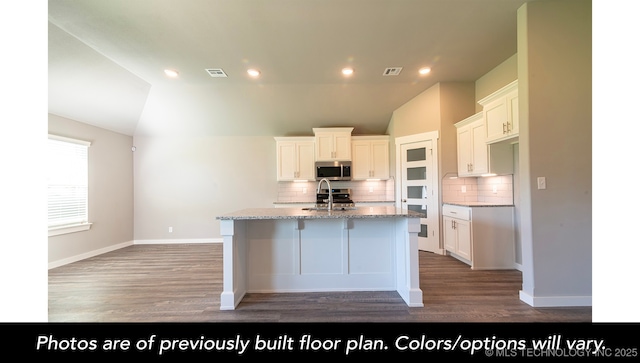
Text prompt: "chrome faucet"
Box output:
[[316, 178, 333, 210]]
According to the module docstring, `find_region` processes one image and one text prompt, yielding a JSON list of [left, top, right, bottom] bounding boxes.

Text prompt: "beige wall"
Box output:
[[475, 54, 518, 110], [518, 0, 591, 305], [132, 134, 278, 241], [48, 113, 134, 266]]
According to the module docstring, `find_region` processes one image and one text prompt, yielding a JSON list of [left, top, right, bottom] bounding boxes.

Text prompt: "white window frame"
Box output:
[[47, 134, 92, 237]]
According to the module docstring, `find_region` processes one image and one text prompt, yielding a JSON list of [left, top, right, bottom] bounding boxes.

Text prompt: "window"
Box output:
[[47, 134, 92, 236]]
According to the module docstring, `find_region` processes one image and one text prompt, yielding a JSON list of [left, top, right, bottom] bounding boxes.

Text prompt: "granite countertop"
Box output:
[[272, 200, 395, 205], [444, 202, 514, 207], [217, 206, 423, 220]]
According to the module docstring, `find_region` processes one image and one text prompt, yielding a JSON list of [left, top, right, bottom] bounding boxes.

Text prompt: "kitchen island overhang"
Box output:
[[216, 206, 424, 310]]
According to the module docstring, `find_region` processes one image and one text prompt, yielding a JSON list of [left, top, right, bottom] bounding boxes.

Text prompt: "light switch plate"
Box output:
[[537, 177, 546, 190]]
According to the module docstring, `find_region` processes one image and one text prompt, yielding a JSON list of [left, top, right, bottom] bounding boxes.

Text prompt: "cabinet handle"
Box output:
[[507, 122, 511, 132], [503, 123, 507, 134]]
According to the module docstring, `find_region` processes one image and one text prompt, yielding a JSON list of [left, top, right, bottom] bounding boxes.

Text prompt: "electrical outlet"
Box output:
[[537, 177, 546, 190], [492, 185, 498, 194], [168, 227, 173, 233], [461, 185, 466, 193], [302, 187, 307, 194]]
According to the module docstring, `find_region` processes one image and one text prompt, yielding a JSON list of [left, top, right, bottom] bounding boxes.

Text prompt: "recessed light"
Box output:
[[164, 69, 179, 78], [247, 69, 261, 77], [419, 67, 431, 75], [342, 67, 354, 76]]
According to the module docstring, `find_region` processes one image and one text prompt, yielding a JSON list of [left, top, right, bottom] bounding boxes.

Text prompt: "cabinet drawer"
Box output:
[[442, 204, 470, 220]]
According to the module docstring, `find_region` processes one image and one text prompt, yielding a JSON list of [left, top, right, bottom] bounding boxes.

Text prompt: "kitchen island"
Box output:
[[216, 206, 424, 310]]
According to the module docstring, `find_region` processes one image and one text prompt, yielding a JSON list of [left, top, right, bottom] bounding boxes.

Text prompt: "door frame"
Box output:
[[394, 131, 442, 254]]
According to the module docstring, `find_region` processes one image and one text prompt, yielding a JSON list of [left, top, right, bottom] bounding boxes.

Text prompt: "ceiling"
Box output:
[[48, 0, 531, 137]]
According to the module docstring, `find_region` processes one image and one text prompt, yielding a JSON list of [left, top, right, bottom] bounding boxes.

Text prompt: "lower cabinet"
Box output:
[[442, 204, 515, 270]]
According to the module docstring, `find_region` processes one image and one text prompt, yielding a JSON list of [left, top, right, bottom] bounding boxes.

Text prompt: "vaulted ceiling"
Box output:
[[48, 0, 530, 137]]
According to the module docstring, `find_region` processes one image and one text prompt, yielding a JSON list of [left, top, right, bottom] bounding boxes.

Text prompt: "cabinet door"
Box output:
[[470, 122, 488, 174], [276, 142, 297, 180], [456, 117, 487, 177], [351, 141, 372, 180], [484, 98, 509, 143], [457, 126, 472, 176], [443, 216, 457, 252], [315, 133, 334, 160], [455, 218, 471, 261], [506, 91, 519, 136], [333, 133, 352, 160], [296, 142, 315, 180], [370, 140, 389, 179]]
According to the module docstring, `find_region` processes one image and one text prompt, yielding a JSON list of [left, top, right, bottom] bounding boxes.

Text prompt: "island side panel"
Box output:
[[245, 218, 396, 292], [219, 219, 247, 310], [395, 217, 424, 307]]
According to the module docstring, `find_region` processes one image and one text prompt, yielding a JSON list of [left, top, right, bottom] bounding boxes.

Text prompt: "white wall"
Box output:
[[48, 113, 134, 266]]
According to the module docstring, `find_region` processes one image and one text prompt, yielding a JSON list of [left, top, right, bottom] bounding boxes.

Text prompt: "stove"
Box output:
[[315, 188, 355, 209]]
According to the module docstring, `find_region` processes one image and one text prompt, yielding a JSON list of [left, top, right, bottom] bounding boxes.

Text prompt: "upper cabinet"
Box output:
[[455, 113, 514, 177], [478, 80, 518, 144], [274, 137, 315, 181], [313, 127, 353, 161], [455, 113, 488, 177], [351, 135, 390, 180]]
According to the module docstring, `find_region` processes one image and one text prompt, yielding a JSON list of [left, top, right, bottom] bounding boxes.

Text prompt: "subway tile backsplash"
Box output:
[[277, 175, 513, 205], [276, 179, 395, 203], [442, 175, 514, 205]]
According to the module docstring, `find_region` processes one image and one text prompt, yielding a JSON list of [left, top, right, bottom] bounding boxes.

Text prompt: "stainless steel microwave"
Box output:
[[315, 161, 352, 181]]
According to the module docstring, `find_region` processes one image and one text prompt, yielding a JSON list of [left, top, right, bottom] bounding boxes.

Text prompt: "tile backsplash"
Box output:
[[442, 175, 514, 205], [277, 175, 512, 205], [276, 179, 395, 203]]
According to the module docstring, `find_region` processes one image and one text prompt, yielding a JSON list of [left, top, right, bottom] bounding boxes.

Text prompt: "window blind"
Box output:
[[47, 135, 91, 228]]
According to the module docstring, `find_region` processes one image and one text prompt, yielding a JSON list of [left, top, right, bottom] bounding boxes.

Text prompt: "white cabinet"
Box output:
[[443, 209, 472, 261], [478, 80, 518, 144], [455, 113, 513, 177], [274, 137, 315, 181], [351, 136, 390, 180], [442, 204, 515, 270], [455, 113, 488, 177], [313, 127, 353, 161]]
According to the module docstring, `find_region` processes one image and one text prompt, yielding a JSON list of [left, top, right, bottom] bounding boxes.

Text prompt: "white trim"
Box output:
[[48, 133, 92, 147], [519, 290, 592, 307], [48, 222, 92, 237], [394, 131, 441, 254], [394, 130, 439, 146], [48, 240, 133, 269], [133, 238, 223, 245]]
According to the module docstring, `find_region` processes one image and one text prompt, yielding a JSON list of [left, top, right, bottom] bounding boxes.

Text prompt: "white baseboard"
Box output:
[[49, 238, 223, 269], [519, 290, 592, 307], [133, 238, 223, 245], [48, 240, 134, 269]]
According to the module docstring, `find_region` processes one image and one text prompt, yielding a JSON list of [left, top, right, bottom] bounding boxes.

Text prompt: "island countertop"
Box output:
[[217, 206, 424, 220]]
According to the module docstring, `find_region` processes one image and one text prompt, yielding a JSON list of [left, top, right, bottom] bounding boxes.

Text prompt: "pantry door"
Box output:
[[396, 132, 440, 253]]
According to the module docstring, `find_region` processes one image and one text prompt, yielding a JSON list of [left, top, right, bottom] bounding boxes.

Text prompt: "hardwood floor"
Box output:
[[48, 243, 591, 323]]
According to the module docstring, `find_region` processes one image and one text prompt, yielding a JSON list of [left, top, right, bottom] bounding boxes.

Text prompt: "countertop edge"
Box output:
[[443, 202, 514, 207], [217, 206, 422, 220]]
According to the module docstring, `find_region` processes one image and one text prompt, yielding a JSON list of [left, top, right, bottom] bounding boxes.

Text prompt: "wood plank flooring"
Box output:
[[48, 243, 591, 322]]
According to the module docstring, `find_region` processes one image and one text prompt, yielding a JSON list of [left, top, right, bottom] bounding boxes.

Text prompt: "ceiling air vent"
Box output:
[[383, 67, 403, 76], [205, 68, 228, 77]]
